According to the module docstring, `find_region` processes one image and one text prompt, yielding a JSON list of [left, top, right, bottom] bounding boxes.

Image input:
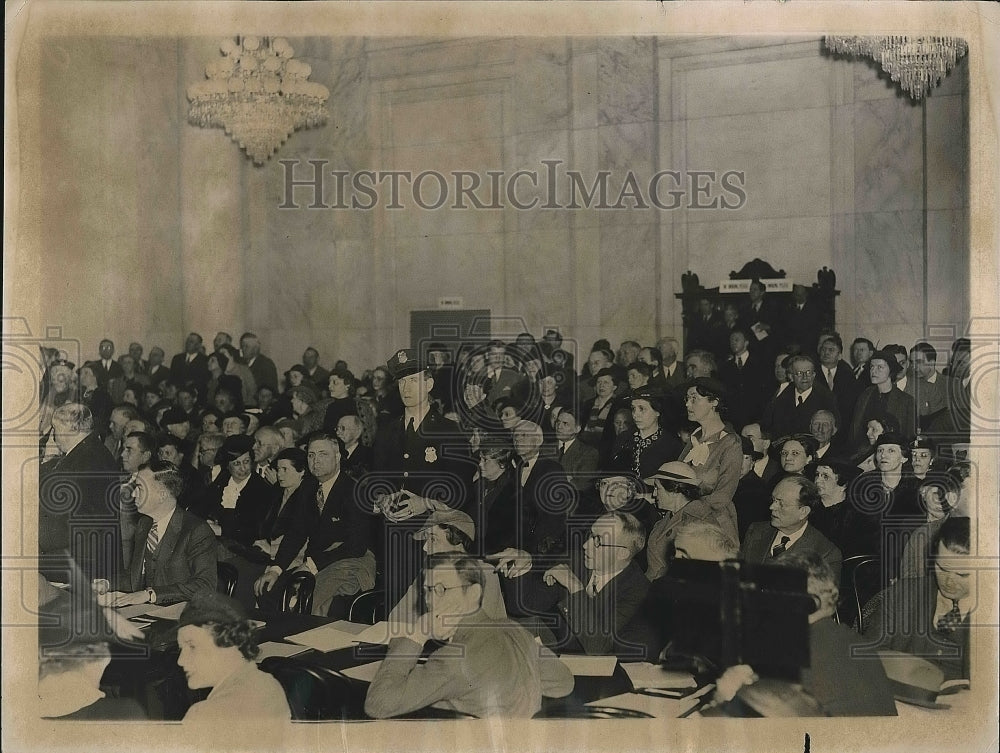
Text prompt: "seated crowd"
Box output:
[[36, 301, 979, 719]]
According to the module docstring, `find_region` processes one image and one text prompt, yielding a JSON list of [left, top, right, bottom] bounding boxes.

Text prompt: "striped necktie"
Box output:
[[146, 522, 159, 554], [316, 485, 327, 514], [771, 536, 790, 557]]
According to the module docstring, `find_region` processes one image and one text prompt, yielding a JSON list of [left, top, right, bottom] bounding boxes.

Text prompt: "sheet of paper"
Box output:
[[255, 641, 311, 662], [587, 686, 712, 718], [118, 603, 153, 620], [620, 662, 696, 689], [143, 601, 187, 621], [340, 661, 383, 683], [352, 621, 392, 645], [557, 655, 618, 677], [285, 624, 363, 652]]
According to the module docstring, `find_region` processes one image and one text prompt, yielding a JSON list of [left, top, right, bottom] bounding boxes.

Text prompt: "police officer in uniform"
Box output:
[[367, 349, 475, 610]]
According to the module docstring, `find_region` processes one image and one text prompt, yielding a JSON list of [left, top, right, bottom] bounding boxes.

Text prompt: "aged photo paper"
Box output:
[[4, 2, 998, 752]]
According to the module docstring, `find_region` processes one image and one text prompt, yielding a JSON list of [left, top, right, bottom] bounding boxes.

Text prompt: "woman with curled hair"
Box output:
[[772, 433, 820, 479], [177, 593, 290, 723], [78, 361, 113, 440], [607, 387, 682, 480], [808, 459, 862, 555], [470, 436, 519, 555], [677, 378, 742, 543]]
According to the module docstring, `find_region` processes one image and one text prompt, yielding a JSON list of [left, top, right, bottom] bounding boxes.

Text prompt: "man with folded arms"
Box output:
[[365, 552, 573, 718]]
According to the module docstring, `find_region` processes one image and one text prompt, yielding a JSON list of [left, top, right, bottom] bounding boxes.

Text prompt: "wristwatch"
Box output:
[[146, 588, 156, 604]]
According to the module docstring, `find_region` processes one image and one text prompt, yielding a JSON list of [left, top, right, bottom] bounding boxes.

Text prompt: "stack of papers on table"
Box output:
[[255, 642, 311, 662], [118, 601, 188, 621], [587, 685, 713, 718], [285, 621, 392, 652], [143, 602, 187, 620], [557, 655, 618, 676], [621, 662, 696, 689]]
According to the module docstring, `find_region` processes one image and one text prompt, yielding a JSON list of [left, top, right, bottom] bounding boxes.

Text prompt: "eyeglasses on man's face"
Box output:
[[422, 582, 465, 598], [586, 533, 628, 550]]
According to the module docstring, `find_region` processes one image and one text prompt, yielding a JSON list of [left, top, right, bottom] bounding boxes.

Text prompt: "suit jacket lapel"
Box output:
[[131, 515, 153, 590], [154, 510, 184, 577]]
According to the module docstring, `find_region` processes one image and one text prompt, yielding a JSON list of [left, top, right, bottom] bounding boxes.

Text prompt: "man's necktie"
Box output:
[[316, 486, 326, 514], [146, 522, 159, 555], [586, 575, 598, 598], [771, 536, 790, 557], [406, 416, 416, 438], [796, 394, 804, 406], [558, 443, 566, 460], [936, 599, 963, 633], [736, 356, 744, 370], [826, 368, 835, 390]]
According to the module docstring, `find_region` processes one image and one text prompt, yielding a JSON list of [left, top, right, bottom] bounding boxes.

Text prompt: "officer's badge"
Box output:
[[425, 447, 438, 463], [397, 350, 408, 363]]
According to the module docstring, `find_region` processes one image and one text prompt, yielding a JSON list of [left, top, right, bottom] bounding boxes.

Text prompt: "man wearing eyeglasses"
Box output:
[[365, 552, 573, 718], [762, 355, 840, 439], [540, 511, 650, 658]]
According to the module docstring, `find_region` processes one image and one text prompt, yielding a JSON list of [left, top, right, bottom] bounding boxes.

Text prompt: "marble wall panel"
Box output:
[[851, 210, 924, 335], [389, 93, 504, 148], [599, 222, 659, 344], [507, 226, 575, 331], [926, 209, 970, 333], [684, 108, 831, 222], [926, 94, 968, 212], [853, 97, 923, 214], [682, 54, 832, 121], [597, 37, 656, 126], [595, 121, 658, 228], [513, 38, 571, 134], [685, 217, 833, 287]]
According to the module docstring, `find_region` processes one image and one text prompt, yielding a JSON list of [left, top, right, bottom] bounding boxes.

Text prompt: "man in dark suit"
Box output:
[[255, 433, 374, 616], [39, 403, 123, 581], [739, 475, 842, 582], [743, 279, 782, 335], [240, 332, 279, 393], [482, 340, 525, 408], [335, 413, 372, 480], [301, 346, 331, 391], [762, 354, 840, 440], [541, 511, 650, 659], [849, 337, 876, 388], [145, 347, 170, 390], [369, 348, 475, 607], [552, 405, 599, 493], [687, 299, 725, 356], [104, 460, 217, 607], [783, 285, 823, 353], [740, 423, 782, 486], [170, 332, 210, 396], [93, 339, 124, 384], [863, 517, 972, 682], [718, 327, 771, 431], [817, 333, 860, 422]]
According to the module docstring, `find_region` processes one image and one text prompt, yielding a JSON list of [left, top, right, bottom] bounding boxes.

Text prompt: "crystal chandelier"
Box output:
[[187, 37, 330, 165], [824, 36, 968, 100]]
